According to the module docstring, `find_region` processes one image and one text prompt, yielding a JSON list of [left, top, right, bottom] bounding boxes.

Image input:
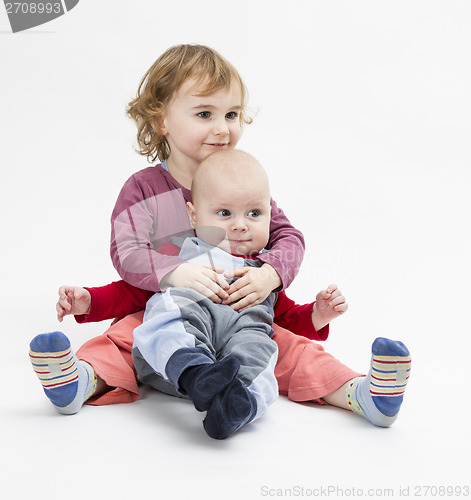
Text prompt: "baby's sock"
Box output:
[[29, 331, 97, 415], [203, 378, 257, 440], [346, 337, 411, 427], [178, 357, 241, 412]]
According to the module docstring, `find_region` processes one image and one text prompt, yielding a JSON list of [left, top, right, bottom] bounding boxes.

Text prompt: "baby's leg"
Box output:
[[133, 289, 241, 413], [29, 331, 97, 414], [202, 303, 277, 440], [168, 348, 241, 411]]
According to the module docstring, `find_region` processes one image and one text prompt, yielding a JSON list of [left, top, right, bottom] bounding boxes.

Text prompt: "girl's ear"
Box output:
[[151, 115, 167, 135], [186, 201, 197, 229]]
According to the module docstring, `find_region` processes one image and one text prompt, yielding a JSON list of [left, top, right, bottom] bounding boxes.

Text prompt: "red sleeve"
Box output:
[[273, 290, 329, 341], [75, 280, 152, 324]]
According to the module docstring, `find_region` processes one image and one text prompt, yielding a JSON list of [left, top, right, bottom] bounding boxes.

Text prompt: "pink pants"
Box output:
[[77, 312, 361, 406]]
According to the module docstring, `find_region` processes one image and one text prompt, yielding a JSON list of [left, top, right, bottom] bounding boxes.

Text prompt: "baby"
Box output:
[[132, 149, 279, 439]]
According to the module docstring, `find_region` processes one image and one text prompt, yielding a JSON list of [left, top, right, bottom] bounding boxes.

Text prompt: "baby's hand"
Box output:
[[56, 286, 91, 322], [161, 262, 230, 303], [311, 284, 348, 331]]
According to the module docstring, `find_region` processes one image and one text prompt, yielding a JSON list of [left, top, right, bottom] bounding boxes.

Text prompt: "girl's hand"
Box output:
[[161, 262, 230, 303], [311, 284, 348, 330], [56, 286, 91, 322], [223, 264, 282, 312]]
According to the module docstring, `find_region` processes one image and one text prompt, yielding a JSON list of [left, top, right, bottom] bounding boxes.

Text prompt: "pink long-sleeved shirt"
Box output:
[[110, 164, 305, 292]]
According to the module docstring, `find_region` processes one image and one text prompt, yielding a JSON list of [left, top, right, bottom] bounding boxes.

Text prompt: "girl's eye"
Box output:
[[226, 111, 239, 120], [197, 111, 211, 119], [248, 209, 260, 218], [217, 209, 231, 217]]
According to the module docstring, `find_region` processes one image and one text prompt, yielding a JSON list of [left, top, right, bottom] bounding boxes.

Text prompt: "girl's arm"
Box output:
[[74, 281, 152, 323], [258, 197, 305, 289], [110, 168, 193, 292], [74, 279, 331, 344], [273, 290, 329, 341]]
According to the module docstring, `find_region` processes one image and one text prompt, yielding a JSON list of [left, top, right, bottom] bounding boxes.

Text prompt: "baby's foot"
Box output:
[[203, 378, 257, 439], [178, 357, 241, 411]]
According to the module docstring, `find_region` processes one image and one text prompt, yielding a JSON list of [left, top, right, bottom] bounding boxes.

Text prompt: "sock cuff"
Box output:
[[80, 361, 98, 402], [346, 377, 365, 416]]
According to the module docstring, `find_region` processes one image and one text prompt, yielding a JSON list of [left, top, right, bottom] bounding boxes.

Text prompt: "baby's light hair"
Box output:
[[127, 44, 252, 162], [191, 150, 269, 203]]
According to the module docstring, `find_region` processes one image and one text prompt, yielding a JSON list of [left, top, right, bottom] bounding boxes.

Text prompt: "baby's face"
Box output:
[[188, 175, 271, 256]]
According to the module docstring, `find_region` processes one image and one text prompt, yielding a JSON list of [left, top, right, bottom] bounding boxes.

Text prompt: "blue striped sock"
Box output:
[[29, 331, 97, 415], [346, 337, 411, 427]]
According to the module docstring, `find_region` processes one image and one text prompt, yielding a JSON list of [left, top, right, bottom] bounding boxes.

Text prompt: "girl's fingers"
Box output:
[[56, 303, 65, 321], [318, 289, 331, 300], [326, 283, 338, 294], [230, 292, 258, 312], [224, 267, 247, 280], [197, 274, 230, 303], [327, 290, 341, 302], [334, 303, 349, 313], [208, 270, 230, 291], [224, 283, 252, 305], [58, 297, 71, 311], [329, 296, 346, 308]]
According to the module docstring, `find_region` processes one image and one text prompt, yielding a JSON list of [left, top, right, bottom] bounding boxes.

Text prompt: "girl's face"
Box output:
[[157, 78, 243, 173]]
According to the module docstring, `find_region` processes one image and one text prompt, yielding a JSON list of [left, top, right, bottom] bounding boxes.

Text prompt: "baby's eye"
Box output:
[[217, 209, 231, 217], [247, 209, 260, 218], [197, 111, 211, 119], [226, 111, 239, 120]]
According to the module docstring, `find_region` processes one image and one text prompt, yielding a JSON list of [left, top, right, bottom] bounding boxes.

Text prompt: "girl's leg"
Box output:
[[272, 325, 411, 427], [30, 312, 144, 414], [29, 331, 97, 415], [272, 323, 361, 402], [77, 311, 144, 405], [343, 337, 411, 427]]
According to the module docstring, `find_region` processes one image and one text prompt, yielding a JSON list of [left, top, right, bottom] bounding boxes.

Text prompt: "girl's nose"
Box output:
[[212, 119, 229, 136]]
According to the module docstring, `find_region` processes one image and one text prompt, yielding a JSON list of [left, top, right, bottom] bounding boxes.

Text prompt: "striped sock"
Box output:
[[346, 337, 411, 427], [29, 331, 97, 415]]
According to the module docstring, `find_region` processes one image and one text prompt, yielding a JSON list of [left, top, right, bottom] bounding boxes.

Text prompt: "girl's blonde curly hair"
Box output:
[[127, 44, 252, 163]]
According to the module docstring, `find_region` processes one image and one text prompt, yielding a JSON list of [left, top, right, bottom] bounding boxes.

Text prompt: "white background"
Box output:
[[1, 1, 470, 499]]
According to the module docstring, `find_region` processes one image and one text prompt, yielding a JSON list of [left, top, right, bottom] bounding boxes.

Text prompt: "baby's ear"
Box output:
[[186, 201, 196, 228]]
